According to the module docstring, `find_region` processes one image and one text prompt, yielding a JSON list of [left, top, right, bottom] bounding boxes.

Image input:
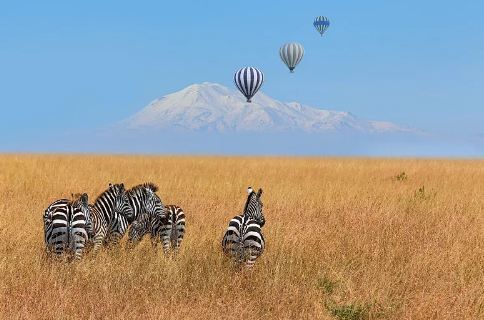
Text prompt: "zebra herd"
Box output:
[[43, 183, 266, 268], [43, 183, 185, 259]]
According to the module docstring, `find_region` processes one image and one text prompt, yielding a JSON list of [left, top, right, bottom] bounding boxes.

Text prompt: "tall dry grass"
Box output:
[[0, 155, 483, 319]]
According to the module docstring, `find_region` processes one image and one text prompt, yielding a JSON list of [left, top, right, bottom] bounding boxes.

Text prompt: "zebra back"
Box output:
[[43, 193, 91, 260], [128, 204, 186, 254], [156, 205, 185, 253], [222, 214, 265, 268], [44, 198, 69, 246], [71, 193, 93, 240], [222, 187, 266, 268]]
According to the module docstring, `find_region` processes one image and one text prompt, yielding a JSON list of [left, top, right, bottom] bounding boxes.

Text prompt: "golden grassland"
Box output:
[[0, 155, 483, 319]]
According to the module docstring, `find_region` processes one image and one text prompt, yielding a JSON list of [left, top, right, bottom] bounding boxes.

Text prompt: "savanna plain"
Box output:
[[0, 155, 483, 320]]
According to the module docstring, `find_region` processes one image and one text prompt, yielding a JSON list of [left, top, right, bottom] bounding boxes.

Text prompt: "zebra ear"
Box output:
[[145, 186, 154, 196], [80, 193, 89, 206], [109, 183, 112, 187], [257, 188, 263, 197], [247, 186, 253, 194]]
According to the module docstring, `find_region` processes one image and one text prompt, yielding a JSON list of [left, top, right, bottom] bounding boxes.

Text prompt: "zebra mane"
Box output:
[[93, 183, 123, 205], [243, 191, 256, 215], [70, 193, 89, 210], [129, 182, 159, 193]]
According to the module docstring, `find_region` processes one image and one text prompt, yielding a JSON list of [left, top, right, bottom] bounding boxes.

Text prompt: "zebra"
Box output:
[[43, 193, 92, 261], [120, 182, 167, 246], [222, 187, 266, 268], [89, 183, 133, 252], [128, 204, 186, 254]]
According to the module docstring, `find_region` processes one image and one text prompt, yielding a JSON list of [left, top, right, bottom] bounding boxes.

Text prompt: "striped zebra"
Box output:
[[128, 205, 186, 254], [120, 183, 167, 245], [222, 187, 266, 268], [89, 183, 133, 252], [43, 193, 92, 261]]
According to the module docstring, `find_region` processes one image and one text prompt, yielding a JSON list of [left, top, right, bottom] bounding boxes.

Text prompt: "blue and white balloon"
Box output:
[[234, 67, 264, 103], [313, 16, 330, 37]]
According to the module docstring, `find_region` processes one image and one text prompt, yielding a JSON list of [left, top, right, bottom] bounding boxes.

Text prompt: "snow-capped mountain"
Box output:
[[121, 82, 416, 134]]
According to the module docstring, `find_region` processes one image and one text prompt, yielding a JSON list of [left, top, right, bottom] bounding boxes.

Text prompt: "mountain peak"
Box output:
[[164, 82, 233, 106], [182, 82, 226, 91], [122, 82, 415, 134]]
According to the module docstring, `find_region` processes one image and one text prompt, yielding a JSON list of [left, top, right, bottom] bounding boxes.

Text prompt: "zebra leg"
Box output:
[[127, 223, 147, 249], [173, 236, 183, 253], [53, 233, 68, 260], [173, 225, 185, 252], [160, 223, 172, 255], [222, 231, 241, 262], [106, 216, 130, 248], [92, 229, 106, 253], [44, 244, 60, 262], [160, 232, 171, 255], [245, 252, 258, 268], [73, 231, 89, 261], [106, 231, 124, 247], [72, 243, 84, 261], [237, 243, 246, 267], [245, 247, 262, 268], [150, 233, 159, 249], [74, 249, 83, 261]]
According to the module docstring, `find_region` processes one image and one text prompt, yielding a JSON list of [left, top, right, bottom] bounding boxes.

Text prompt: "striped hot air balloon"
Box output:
[[313, 16, 330, 37], [234, 67, 264, 103], [279, 43, 304, 73]]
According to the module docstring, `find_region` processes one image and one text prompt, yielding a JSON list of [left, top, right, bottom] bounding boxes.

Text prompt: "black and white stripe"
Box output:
[[234, 67, 264, 103], [43, 193, 92, 260], [89, 183, 132, 251], [159, 205, 185, 252], [222, 187, 265, 268], [129, 205, 186, 254], [123, 183, 167, 244]]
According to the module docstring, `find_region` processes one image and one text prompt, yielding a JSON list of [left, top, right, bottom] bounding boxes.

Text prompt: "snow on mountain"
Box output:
[[121, 82, 416, 134]]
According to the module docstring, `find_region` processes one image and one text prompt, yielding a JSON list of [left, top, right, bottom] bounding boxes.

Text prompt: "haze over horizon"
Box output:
[[0, 82, 478, 157]]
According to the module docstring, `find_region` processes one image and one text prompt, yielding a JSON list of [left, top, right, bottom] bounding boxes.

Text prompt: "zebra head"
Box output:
[[243, 186, 265, 227], [108, 183, 133, 220], [71, 193, 94, 237], [71, 193, 89, 211], [141, 183, 167, 222], [71, 193, 90, 217]]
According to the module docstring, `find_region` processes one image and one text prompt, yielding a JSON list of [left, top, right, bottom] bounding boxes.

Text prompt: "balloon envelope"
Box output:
[[234, 67, 264, 103], [279, 43, 304, 73], [313, 16, 330, 36]]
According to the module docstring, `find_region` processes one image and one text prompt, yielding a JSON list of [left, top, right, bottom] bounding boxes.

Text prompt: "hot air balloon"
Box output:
[[279, 43, 304, 73], [313, 16, 330, 37], [234, 67, 264, 103]]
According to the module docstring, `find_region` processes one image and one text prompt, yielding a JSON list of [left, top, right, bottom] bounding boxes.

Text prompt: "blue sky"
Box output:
[[1, 0, 483, 151]]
